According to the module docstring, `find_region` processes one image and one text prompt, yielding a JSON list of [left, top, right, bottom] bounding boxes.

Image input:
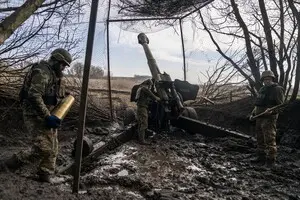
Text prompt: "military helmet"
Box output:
[[141, 79, 153, 86], [261, 70, 275, 80], [51, 48, 72, 66]]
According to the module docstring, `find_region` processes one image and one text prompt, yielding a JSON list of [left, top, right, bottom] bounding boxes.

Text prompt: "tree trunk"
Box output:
[[278, 0, 285, 86], [287, 0, 300, 101], [258, 0, 278, 80], [290, 25, 300, 101], [0, 0, 46, 44], [230, 0, 261, 91]]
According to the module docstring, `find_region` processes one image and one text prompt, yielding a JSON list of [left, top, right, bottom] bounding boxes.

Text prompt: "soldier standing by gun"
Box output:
[[135, 79, 160, 145], [1, 48, 72, 182], [249, 70, 284, 167]]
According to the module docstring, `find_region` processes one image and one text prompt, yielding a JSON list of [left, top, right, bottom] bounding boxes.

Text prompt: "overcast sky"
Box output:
[[74, 2, 224, 84]]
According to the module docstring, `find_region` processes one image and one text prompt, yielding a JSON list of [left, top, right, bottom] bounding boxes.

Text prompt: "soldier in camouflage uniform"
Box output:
[[135, 79, 160, 145], [3, 48, 72, 182], [249, 70, 284, 167]]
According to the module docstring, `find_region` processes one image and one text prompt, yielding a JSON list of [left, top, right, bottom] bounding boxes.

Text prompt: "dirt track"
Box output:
[[1, 97, 300, 200]]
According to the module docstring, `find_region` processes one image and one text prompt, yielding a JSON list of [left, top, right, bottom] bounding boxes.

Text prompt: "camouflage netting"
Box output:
[[111, 0, 213, 32], [115, 0, 212, 17]]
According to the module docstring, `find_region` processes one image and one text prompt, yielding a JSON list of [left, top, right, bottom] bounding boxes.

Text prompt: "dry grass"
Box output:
[[0, 72, 251, 122]]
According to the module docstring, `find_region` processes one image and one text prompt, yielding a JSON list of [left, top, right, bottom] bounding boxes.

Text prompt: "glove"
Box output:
[[249, 115, 255, 121], [264, 108, 273, 115], [45, 115, 61, 128]]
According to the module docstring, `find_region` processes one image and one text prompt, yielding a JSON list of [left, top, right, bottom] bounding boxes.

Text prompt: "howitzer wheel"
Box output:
[[72, 136, 94, 158], [123, 107, 136, 126], [181, 107, 198, 120]]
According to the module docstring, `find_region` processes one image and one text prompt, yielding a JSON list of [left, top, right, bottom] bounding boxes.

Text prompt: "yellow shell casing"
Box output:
[[51, 95, 75, 120]]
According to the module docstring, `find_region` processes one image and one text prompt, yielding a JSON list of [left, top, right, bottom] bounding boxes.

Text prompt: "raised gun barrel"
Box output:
[[138, 33, 183, 111], [138, 33, 162, 81]]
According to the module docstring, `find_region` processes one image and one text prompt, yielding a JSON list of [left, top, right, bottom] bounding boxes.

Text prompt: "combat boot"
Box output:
[[138, 131, 147, 145], [265, 158, 276, 168], [38, 174, 51, 183], [37, 171, 52, 183], [250, 154, 266, 166]]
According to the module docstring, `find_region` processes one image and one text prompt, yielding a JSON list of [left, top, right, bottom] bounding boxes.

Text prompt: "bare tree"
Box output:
[[196, 0, 299, 99], [0, 0, 86, 67], [199, 58, 249, 102], [0, 0, 88, 102], [68, 62, 104, 79], [114, 0, 299, 99], [0, 0, 46, 44], [287, 0, 300, 100]]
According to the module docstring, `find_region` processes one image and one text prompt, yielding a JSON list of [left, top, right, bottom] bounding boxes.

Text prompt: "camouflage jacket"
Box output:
[[136, 86, 159, 108], [20, 61, 63, 119], [255, 83, 284, 115]]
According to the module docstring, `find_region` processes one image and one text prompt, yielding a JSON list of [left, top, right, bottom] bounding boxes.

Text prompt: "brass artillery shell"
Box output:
[[51, 95, 75, 120]]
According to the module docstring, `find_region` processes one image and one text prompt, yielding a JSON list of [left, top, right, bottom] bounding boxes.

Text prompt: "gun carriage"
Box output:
[[129, 33, 199, 133], [61, 33, 252, 175]]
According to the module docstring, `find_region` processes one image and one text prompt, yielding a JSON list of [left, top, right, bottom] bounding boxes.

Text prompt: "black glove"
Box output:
[[249, 114, 255, 121], [45, 115, 61, 128]]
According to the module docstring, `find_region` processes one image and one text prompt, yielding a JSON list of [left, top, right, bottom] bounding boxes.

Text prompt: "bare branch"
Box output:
[[0, 0, 46, 44]]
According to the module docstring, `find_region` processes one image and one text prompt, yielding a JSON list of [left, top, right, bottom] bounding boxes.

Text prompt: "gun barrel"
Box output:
[[138, 33, 161, 81], [137, 32, 184, 111]]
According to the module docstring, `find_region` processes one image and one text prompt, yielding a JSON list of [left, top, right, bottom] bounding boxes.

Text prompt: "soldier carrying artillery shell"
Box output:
[[1, 48, 73, 183]]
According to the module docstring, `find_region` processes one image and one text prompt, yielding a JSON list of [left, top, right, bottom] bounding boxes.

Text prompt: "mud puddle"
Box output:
[[1, 126, 300, 200], [54, 131, 300, 200]]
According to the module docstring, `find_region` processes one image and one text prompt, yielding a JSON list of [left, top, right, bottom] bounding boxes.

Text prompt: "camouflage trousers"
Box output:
[[137, 106, 148, 142], [16, 114, 58, 175], [255, 115, 278, 160]]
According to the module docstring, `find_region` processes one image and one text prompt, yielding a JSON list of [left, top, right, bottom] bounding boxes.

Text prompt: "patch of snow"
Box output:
[[186, 164, 203, 172], [117, 169, 129, 176], [93, 141, 105, 149]]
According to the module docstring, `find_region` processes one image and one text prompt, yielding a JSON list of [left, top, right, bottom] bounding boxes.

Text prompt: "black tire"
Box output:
[[123, 107, 136, 126], [72, 136, 94, 158], [181, 107, 198, 120]]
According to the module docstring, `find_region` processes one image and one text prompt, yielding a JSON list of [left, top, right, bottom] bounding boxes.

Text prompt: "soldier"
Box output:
[[135, 79, 160, 145], [2, 48, 72, 182], [249, 70, 284, 167]]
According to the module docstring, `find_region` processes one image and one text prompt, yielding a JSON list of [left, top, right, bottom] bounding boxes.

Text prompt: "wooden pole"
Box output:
[[72, 0, 99, 193], [179, 19, 186, 81], [107, 0, 114, 121]]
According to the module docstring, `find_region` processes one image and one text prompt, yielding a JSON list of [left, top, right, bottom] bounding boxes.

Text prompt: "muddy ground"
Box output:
[[0, 96, 300, 200]]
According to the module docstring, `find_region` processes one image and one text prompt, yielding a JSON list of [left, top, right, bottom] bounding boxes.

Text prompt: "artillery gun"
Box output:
[[129, 33, 199, 133], [127, 33, 254, 139], [60, 33, 253, 175]]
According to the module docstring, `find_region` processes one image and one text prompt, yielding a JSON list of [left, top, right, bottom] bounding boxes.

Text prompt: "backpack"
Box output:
[[19, 63, 39, 103], [19, 62, 57, 105]]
